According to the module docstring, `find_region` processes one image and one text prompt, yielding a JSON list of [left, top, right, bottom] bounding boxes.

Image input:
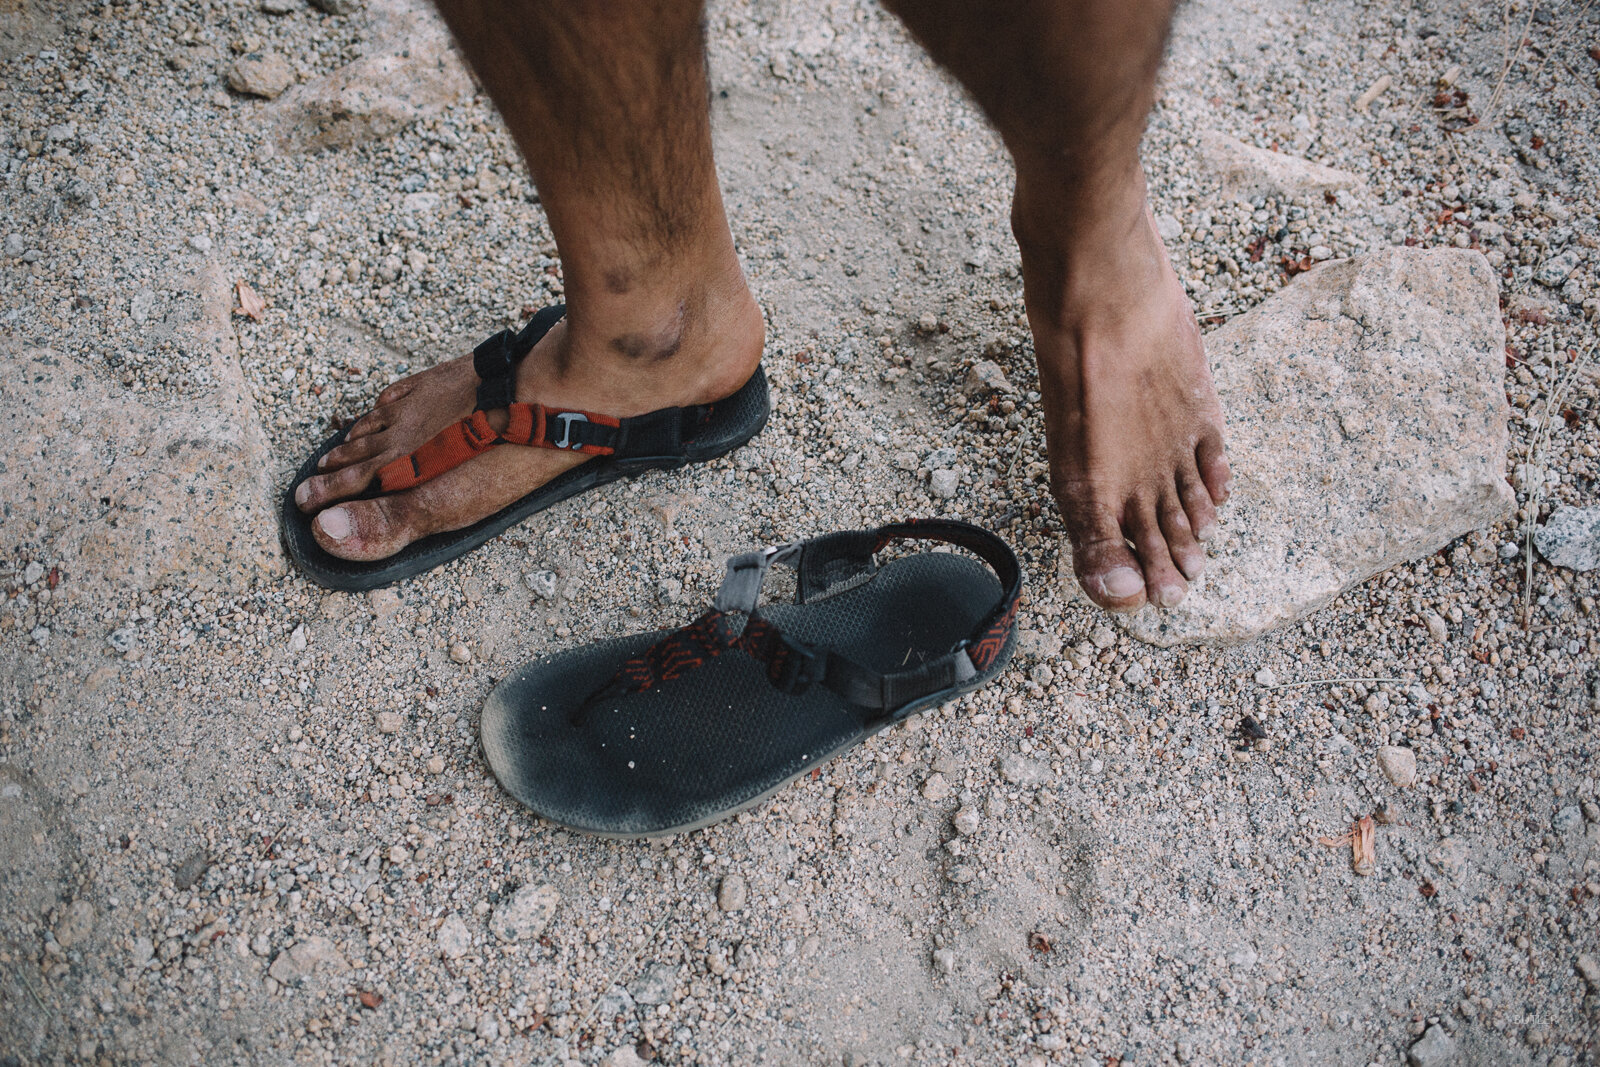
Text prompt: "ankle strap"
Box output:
[[472, 304, 566, 410]]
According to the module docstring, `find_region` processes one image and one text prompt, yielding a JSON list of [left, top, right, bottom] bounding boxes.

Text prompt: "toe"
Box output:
[[1197, 431, 1232, 505], [344, 405, 392, 442], [375, 377, 417, 406], [1158, 491, 1207, 581], [318, 433, 389, 473], [296, 459, 382, 512], [1177, 463, 1220, 543], [1127, 502, 1189, 608], [311, 496, 417, 561], [1061, 496, 1147, 612]]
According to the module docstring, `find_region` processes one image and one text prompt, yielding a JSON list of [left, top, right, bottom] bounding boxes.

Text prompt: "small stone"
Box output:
[[924, 446, 958, 469], [1309, 244, 1334, 261], [130, 937, 154, 969], [658, 578, 682, 604], [376, 711, 402, 734], [288, 623, 307, 652], [107, 626, 137, 653], [53, 899, 95, 948], [1377, 745, 1417, 788], [68, 773, 88, 797], [893, 450, 919, 472], [173, 850, 209, 890], [601, 1046, 647, 1067], [929, 469, 960, 499], [388, 844, 409, 864], [1015, 629, 1062, 660], [267, 936, 348, 983], [524, 571, 558, 599], [1533, 248, 1582, 289], [490, 883, 560, 942], [187, 234, 213, 252], [4, 233, 24, 258], [1121, 661, 1148, 686], [931, 948, 956, 975], [1198, 130, 1363, 200], [310, 0, 362, 13], [1090, 625, 1116, 649], [952, 806, 981, 836], [22, 560, 44, 585], [998, 753, 1053, 788], [1422, 612, 1449, 643], [1154, 213, 1182, 241], [449, 642, 472, 664], [1028, 663, 1054, 687], [1576, 953, 1600, 991], [260, 0, 300, 11], [227, 52, 295, 99], [917, 313, 939, 334], [962, 360, 1015, 399], [437, 914, 471, 959], [1407, 1024, 1457, 1067], [1254, 667, 1278, 687], [628, 961, 678, 1006], [717, 874, 748, 912], [367, 588, 402, 619], [425, 755, 445, 775], [921, 773, 951, 801], [250, 933, 271, 958], [1534, 507, 1600, 571], [947, 865, 975, 884]]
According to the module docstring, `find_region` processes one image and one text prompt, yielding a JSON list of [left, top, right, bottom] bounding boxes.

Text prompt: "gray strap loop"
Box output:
[[713, 541, 801, 616]]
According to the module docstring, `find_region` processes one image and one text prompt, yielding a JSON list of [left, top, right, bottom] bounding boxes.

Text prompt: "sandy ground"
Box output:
[[2, 0, 1599, 1064]]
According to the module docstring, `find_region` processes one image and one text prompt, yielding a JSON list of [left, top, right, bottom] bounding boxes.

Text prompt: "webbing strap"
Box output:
[[602, 519, 1021, 716]]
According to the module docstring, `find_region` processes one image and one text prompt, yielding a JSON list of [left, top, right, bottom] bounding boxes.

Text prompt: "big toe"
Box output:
[[311, 499, 415, 561], [1064, 502, 1147, 613]]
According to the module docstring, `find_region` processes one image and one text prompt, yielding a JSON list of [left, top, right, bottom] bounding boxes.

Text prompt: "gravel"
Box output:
[[2, 0, 1598, 1063]]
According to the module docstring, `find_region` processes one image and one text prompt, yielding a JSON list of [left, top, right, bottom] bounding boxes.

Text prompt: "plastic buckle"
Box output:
[[715, 541, 802, 616], [772, 639, 820, 695]]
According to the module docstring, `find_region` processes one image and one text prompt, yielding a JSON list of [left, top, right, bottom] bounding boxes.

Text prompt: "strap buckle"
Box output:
[[771, 638, 821, 695]]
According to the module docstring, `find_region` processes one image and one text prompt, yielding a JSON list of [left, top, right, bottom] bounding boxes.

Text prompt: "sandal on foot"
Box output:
[[481, 519, 1022, 837], [280, 305, 770, 590]]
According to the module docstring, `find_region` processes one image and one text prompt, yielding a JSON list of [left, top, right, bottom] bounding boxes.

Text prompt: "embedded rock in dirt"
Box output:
[[227, 52, 294, 99], [1096, 248, 1512, 646], [1534, 506, 1600, 572], [0, 260, 281, 593], [265, 0, 472, 154], [1197, 130, 1363, 201], [489, 883, 560, 943]]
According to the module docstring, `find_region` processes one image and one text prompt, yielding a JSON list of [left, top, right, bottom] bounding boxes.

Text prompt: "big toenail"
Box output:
[[318, 507, 352, 540], [295, 481, 311, 507], [1101, 567, 1144, 599]]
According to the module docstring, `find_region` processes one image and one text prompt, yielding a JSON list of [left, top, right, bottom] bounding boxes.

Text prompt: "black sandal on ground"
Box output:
[[481, 518, 1022, 837], [281, 304, 770, 591]]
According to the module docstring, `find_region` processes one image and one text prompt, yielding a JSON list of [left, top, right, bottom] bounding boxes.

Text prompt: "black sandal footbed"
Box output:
[[279, 306, 770, 591], [481, 520, 1021, 838]]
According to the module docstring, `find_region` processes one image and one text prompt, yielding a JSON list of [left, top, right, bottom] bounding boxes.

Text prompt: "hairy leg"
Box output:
[[884, 0, 1230, 611], [296, 0, 763, 561]]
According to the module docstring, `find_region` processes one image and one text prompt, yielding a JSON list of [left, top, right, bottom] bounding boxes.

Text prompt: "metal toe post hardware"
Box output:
[[714, 541, 803, 617]]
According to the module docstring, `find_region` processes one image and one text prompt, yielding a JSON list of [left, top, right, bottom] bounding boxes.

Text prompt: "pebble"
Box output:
[[1534, 507, 1600, 571], [524, 571, 558, 599], [1376, 745, 1417, 788], [947, 865, 975, 884], [929, 469, 960, 499], [4, 233, 24, 258], [53, 899, 95, 948], [437, 915, 471, 960], [997, 752, 1053, 787], [1407, 1024, 1457, 1067], [952, 806, 980, 836], [376, 711, 402, 734], [931, 948, 956, 975], [1122, 661, 1148, 686], [187, 234, 213, 252], [717, 874, 748, 912], [601, 1046, 647, 1067], [628, 962, 678, 1006], [260, 0, 300, 11], [921, 773, 951, 801], [448, 642, 472, 664], [22, 561, 44, 585], [961, 360, 1015, 398], [1254, 667, 1278, 687], [1576, 954, 1600, 992], [173, 850, 209, 890], [1422, 612, 1449, 643], [288, 623, 307, 652], [226, 53, 295, 99], [489, 883, 560, 942]]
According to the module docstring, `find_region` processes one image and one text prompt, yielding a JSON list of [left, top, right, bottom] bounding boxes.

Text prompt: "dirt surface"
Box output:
[[2, 0, 1598, 1064]]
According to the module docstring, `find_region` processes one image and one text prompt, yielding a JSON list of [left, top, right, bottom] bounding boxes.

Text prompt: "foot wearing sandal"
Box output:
[[294, 270, 763, 563]]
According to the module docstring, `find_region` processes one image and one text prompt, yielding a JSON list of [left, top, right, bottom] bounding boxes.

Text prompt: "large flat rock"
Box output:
[[0, 261, 282, 593], [1107, 247, 1513, 646]]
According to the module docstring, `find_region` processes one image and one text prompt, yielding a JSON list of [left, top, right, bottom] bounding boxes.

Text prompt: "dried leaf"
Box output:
[[358, 990, 383, 1009], [1028, 931, 1052, 954], [235, 280, 266, 321], [1350, 815, 1375, 876]]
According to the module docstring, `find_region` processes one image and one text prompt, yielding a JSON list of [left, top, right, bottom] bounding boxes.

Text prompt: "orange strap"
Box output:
[[376, 403, 621, 493]]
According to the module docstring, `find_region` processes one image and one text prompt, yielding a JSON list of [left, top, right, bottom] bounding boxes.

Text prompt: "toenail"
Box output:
[[1100, 567, 1144, 599], [295, 481, 312, 507], [1154, 584, 1186, 608], [317, 506, 352, 540], [1195, 523, 1216, 542], [317, 455, 328, 470]]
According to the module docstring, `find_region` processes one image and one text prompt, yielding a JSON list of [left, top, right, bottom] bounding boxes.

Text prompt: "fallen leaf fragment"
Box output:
[[1318, 814, 1377, 876], [235, 280, 267, 321], [1029, 931, 1052, 954], [358, 990, 383, 1009]]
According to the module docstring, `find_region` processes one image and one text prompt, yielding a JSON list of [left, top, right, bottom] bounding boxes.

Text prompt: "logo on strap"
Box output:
[[551, 412, 588, 449]]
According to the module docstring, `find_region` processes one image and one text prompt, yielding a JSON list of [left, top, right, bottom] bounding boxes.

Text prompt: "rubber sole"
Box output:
[[481, 550, 1017, 838], [280, 366, 769, 591]]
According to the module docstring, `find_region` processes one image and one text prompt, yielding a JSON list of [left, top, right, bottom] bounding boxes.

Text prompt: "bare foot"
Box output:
[[1015, 174, 1231, 613], [293, 272, 764, 562]]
